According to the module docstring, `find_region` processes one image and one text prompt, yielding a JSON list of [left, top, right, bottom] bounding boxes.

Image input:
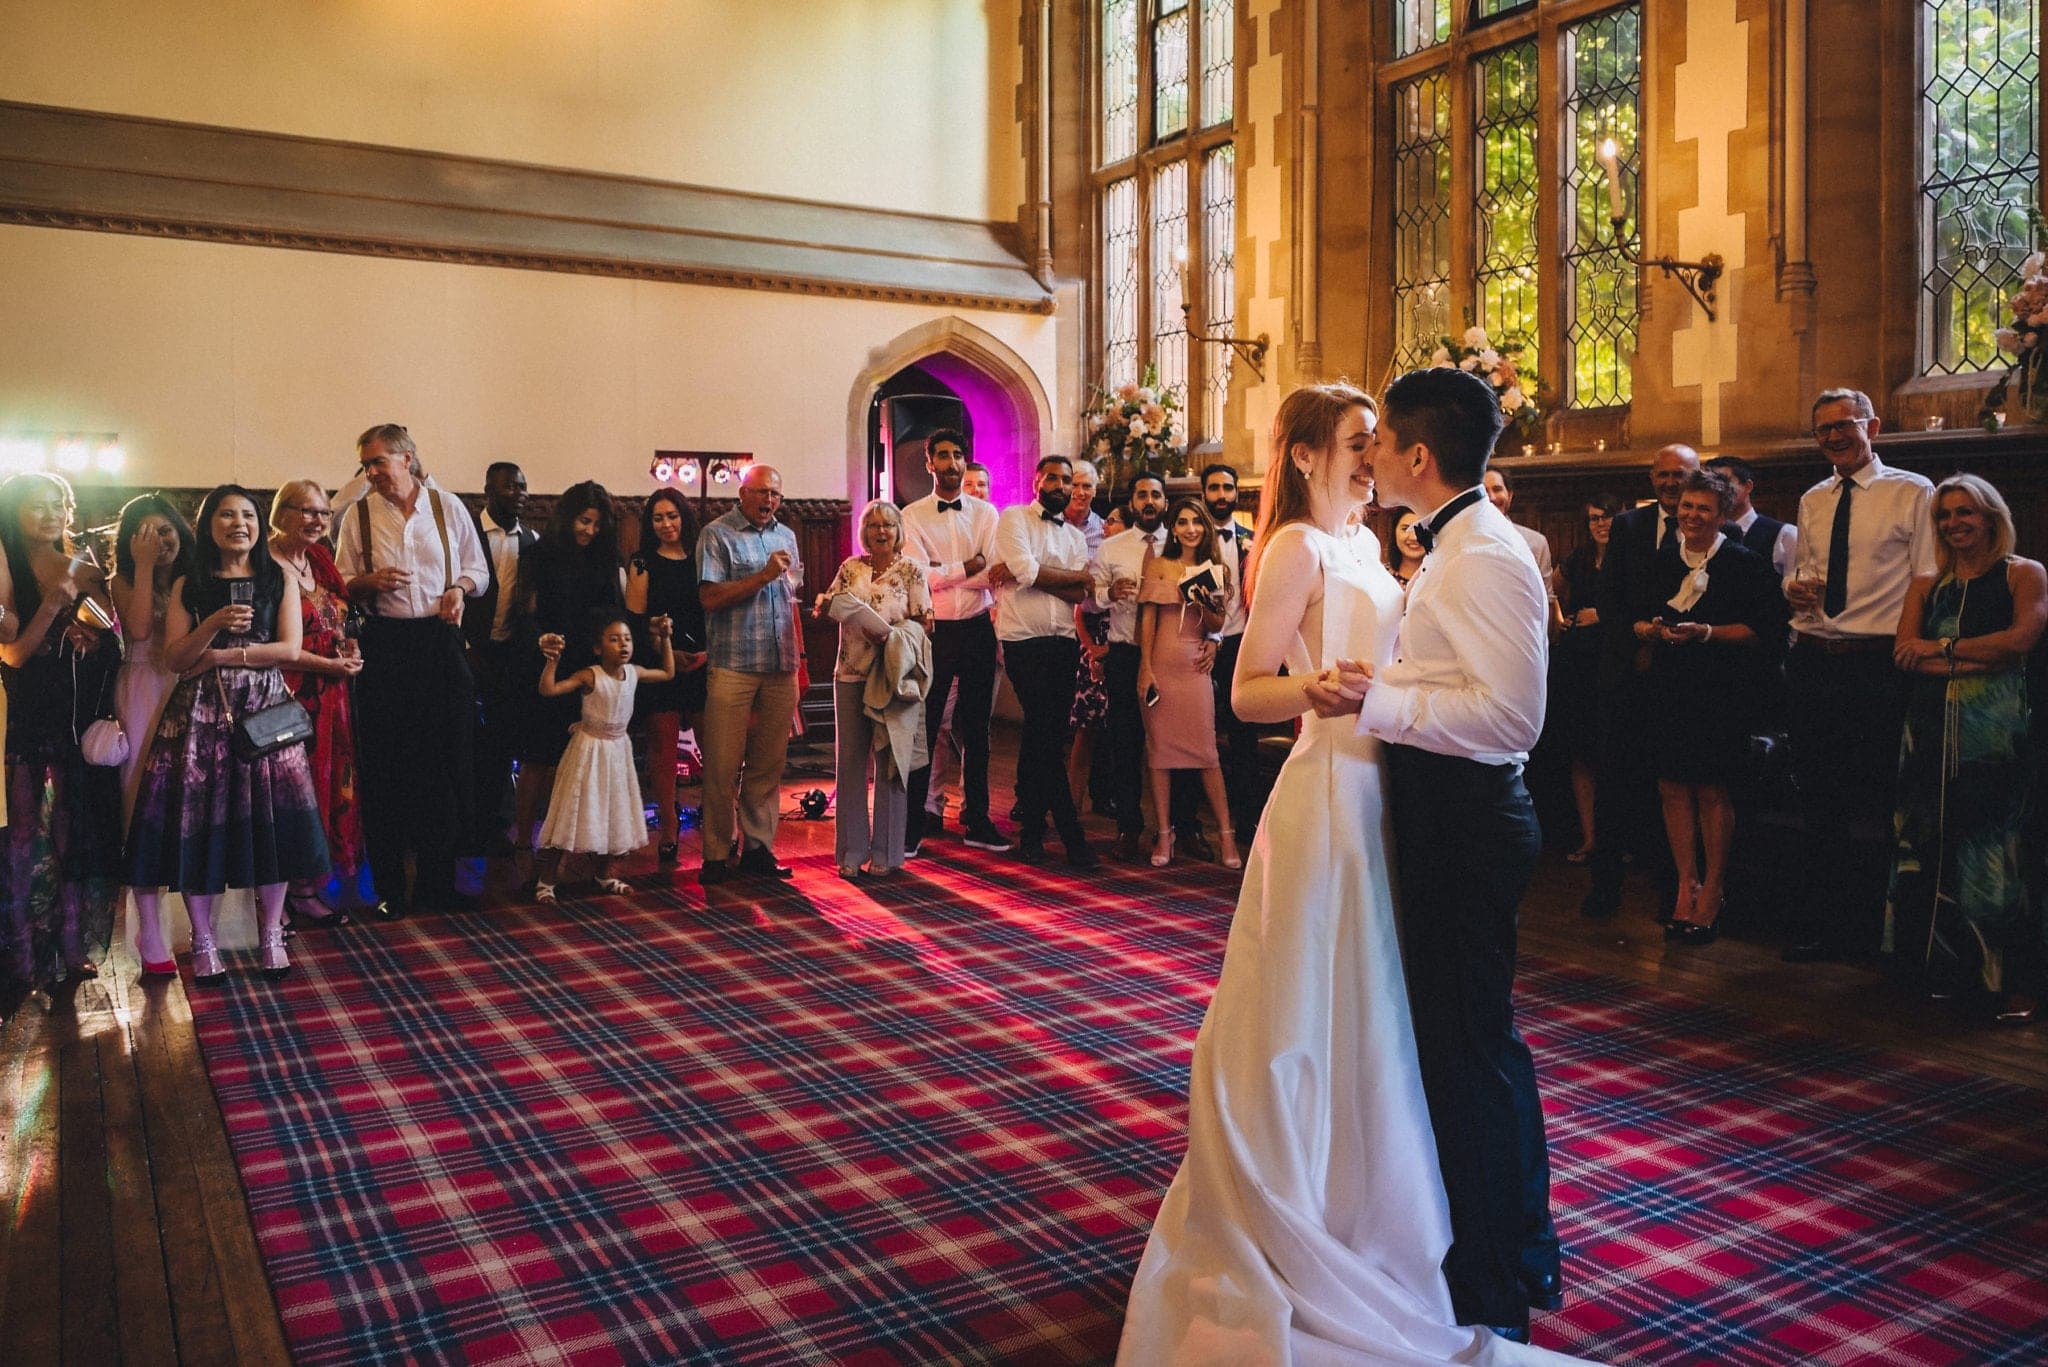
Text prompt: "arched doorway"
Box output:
[[846, 318, 1054, 512]]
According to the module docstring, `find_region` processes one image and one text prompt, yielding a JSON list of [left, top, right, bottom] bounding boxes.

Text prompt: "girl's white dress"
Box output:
[[1116, 524, 1588, 1366], [538, 665, 647, 855]]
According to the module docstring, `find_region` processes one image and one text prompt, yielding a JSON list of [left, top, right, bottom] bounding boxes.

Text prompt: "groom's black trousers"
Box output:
[[1385, 742, 1558, 1328]]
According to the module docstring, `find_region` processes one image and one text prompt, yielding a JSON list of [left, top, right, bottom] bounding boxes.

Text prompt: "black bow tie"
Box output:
[[936, 499, 963, 512], [1416, 487, 1487, 553], [1040, 507, 1064, 523]]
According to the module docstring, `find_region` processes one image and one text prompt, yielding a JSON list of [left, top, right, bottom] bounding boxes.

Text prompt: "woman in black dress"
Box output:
[[1631, 469, 1789, 943], [625, 488, 710, 867], [525, 482, 625, 845], [1553, 492, 1623, 862]]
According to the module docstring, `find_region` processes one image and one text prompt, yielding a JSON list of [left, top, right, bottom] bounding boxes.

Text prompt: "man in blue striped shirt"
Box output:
[[697, 465, 804, 884]]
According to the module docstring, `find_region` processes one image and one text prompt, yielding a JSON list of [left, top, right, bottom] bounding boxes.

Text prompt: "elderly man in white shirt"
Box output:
[[1312, 367, 1559, 1338], [335, 423, 490, 916], [1090, 473, 1169, 861], [1780, 387, 1936, 963], [987, 456, 1098, 867], [899, 429, 1010, 853]]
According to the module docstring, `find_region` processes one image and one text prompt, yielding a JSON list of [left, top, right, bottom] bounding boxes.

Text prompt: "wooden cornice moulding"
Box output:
[[0, 101, 1055, 315]]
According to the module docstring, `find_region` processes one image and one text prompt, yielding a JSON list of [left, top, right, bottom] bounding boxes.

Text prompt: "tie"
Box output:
[[1040, 507, 1063, 523], [1414, 521, 1436, 553], [1416, 487, 1486, 553], [1656, 511, 1672, 551], [936, 499, 962, 512], [1823, 478, 1854, 618]]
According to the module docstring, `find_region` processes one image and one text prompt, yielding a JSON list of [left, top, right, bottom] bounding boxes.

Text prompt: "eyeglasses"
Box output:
[[1586, 511, 1614, 524], [1813, 418, 1871, 438], [282, 503, 333, 520]]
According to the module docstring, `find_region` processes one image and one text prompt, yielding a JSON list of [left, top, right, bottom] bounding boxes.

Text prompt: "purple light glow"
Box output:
[[914, 352, 1034, 510]]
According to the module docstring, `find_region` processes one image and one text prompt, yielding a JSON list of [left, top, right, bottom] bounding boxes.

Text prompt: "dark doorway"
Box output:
[[868, 363, 969, 508]]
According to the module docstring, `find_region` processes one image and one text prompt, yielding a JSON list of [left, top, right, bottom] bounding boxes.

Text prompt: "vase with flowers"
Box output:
[[1984, 249, 2048, 430], [1430, 326, 1544, 448], [1085, 365, 1188, 499]]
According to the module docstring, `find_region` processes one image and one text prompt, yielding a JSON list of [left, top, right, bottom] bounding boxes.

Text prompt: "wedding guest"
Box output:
[[1705, 454, 1798, 577], [1584, 442, 1700, 920], [1191, 462, 1260, 851], [0, 472, 121, 1015], [697, 464, 804, 884], [1069, 504, 1131, 815], [1553, 493, 1623, 862], [1093, 476, 1169, 861], [525, 481, 627, 839], [963, 462, 992, 501], [269, 481, 365, 928], [626, 488, 710, 869], [1385, 509, 1427, 592], [1064, 459, 1107, 559], [1483, 466, 1556, 589], [126, 485, 327, 982], [1888, 475, 2046, 1021], [988, 456, 1096, 867], [469, 461, 541, 856], [1630, 470, 1790, 943], [1137, 498, 1241, 869], [532, 614, 675, 903], [825, 503, 933, 877], [1782, 389, 1936, 961], [109, 492, 194, 814], [336, 424, 489, 916], [900, 431, 1008, 852]]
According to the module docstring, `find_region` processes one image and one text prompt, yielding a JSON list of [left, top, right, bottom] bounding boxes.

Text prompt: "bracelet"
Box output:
[[240, 646, 249, 667], [1940, 636, 1957, 662], [1700, 623, 1713, 643]]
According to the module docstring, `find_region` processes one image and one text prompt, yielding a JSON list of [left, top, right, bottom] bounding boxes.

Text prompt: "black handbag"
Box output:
[[216, 669, 315, 760]]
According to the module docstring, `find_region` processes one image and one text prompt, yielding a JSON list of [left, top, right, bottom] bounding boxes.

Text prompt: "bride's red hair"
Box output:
[[1246, 383, 1377, 602]]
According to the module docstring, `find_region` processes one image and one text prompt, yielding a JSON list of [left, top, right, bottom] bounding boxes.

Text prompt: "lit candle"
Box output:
[[1174, 243, 1192, 310], [1597, 138, 1625, 224]]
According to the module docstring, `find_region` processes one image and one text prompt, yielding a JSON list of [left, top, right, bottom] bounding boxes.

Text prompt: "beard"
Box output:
[[1037, 488, 1068, 515], [1206, 498, 1234, 522]]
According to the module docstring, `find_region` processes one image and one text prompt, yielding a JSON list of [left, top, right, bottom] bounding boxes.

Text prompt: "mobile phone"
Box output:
[[1144, 683, 1160, 707], [678, 634, 700, 653]]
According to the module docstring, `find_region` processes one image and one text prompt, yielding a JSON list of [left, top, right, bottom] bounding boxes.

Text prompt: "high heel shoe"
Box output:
[[1218, 828, 1242, 871], [1150, 832, 1175, 868], [1667, 893, 1721, 946], [260, 928, 291, 979], [594, 878, 632, 896], [287, 892, 351, 929], [190, 935, 226, 984]]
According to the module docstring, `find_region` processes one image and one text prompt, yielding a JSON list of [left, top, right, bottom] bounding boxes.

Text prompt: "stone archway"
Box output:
[[846, 317, 1055, 509]]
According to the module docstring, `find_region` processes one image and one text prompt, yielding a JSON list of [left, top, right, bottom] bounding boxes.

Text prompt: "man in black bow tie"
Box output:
[[900, 430, 1009, 852], [987, 457, 1097, 867]]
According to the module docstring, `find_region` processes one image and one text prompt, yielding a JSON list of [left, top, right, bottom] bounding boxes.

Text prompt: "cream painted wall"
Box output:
[[0, 0, 1025, 223], [0, 227, 1059, 499]]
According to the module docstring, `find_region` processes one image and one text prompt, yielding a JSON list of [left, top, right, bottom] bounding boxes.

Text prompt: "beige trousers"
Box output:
[[699, 666, 800, 863]]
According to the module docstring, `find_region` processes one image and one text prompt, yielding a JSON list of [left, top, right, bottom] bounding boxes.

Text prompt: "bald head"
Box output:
[[737, 463, 784, 527], [1651, 444, 1700, 512]]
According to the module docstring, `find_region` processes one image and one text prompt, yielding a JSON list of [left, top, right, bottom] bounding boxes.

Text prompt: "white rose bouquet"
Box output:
[[1430, 326, 1543, 445]]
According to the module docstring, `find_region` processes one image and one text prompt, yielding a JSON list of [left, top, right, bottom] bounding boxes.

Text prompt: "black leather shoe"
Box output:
[[961, 822, 1012, 852], [698, 859, 733, 886], [365, 899, 407, 922], [1522, 1271, 1565, 1311], [1484, 1324, 1531, 1345], [735, 846, 795, 880], [1668, 921, 1718, 946], [1014, 840, 1046, 865], [1112, 831, 1146, 862], [656, 841, 679, 869], [1065, 841, 1099, 871]]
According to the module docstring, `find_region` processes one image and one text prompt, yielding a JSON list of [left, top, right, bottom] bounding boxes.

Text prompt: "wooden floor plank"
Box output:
[[1, 1005, 64, 1367], [57, 976, 121, 1366], [102, 961, 181, 1367]]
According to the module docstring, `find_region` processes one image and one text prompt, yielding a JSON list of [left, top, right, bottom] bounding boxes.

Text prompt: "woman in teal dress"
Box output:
[[1888, 475, 2048, 1023]]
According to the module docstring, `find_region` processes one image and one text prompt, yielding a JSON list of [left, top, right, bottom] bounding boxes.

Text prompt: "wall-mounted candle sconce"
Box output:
[[1598, 139, 1725, 322]]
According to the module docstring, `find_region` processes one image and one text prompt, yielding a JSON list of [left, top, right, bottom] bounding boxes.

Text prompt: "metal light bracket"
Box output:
[[1181, 301, 1270, 382], [1612, 215, 1724, 322]]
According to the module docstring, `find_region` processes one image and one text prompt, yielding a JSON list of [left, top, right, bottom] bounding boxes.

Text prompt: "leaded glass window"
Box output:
[[1473, 0, 1536, 20], [1392, 74, 1453, 370], [1095, 1, 1236, 443], [1474, 41, 1541, 375], [1920, 0, 2041, 374], [1393, 1, 1450, 58], [1202, 145, 1238, 436], [1563, 7, 1640, 406]]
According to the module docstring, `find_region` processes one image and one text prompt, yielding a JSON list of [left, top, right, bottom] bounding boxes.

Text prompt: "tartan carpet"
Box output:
[[184, 846, 2048, 1366]]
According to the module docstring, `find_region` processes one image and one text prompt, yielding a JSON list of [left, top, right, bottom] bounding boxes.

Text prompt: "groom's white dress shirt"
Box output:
[[1356, 490, 1548, 766]]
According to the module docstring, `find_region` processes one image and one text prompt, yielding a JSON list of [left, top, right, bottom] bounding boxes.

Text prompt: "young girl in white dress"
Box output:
[[534, 612, 675, 904], [1116, 385, 1587, 1365]]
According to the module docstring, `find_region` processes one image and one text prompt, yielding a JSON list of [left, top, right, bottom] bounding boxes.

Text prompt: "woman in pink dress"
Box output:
[[1135, 497, 1239, 870]]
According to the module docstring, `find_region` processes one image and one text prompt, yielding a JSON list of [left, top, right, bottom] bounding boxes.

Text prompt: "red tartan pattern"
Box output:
[[186, 848, 2048, 1365]]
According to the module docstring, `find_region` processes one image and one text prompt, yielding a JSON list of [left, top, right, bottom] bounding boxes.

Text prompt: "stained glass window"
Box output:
[[1392, 74, 1453, 370], [1201, 0, 1234, 127], [1103, 0, 1140, 164], [1155, 0, 1191, 142], [1473, 41, 1541, 374], [1105, 177, 1141, 390], [1921, 0, 2040, 374], [1202, 145, 1237, 437], [1151, 159, 1191, 409], [1474, 0, 1536, 19], [1562, 7, 1640, 406], [1393, 1, 1450, 58]]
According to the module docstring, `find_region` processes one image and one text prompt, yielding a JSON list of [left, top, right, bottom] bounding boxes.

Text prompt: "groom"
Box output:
[[1309, 366, 1559, 1342]]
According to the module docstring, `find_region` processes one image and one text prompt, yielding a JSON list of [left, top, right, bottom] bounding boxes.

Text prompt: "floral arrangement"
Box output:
[[1984, 248, 2048, 429], [1431, 326, 1543, 445], [1085, 364, 1189, 494]]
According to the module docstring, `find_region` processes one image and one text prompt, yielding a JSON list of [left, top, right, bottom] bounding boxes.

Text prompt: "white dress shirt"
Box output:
[[901, 491, 998, 622], [993, 503, 1088, 642], [1513, 521, 1555, 588], [479, 508, 525, 642], [1092, 524, 1168, 645], [1357, 495, 1548, 765], [1787, 457, 1935, 639], [1215, 519, 1250, 636], [335, 485, 490, 620], [1733, 506, 1800, 577]]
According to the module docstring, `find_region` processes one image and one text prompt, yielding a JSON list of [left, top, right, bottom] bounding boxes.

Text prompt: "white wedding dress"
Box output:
[[1116, 524, 1586, 1367]]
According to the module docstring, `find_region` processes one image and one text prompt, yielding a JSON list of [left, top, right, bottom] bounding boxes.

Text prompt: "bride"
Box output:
[[1116, 385, 1585, 1365]]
